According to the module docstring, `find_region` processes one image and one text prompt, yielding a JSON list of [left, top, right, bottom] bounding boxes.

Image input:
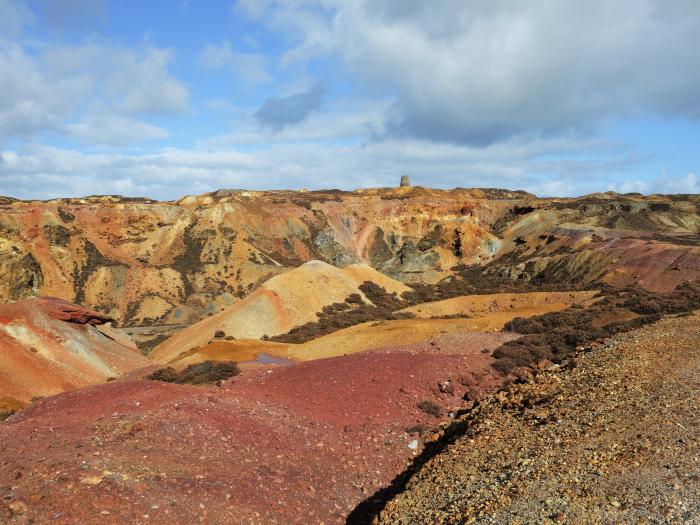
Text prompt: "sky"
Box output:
[[0, 0, 699, 200]]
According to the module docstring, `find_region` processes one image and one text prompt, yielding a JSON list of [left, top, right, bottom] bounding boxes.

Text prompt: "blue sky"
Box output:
[[0, 0, 698, 199]]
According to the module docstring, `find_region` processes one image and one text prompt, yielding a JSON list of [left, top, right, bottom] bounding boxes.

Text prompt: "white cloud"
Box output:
[[204, 99, 386, 146], [0, 40, 188, 145], [0, 135, 642, 200], [65, 114, 169, 146], [198, 41, 271, 84], [243, 0, 700, 145], [655, 173, 699, 194], [617, 180, 650, 194], [111, 48, 188, 115]]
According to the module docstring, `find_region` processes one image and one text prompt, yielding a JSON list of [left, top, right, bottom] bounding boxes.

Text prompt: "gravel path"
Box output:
[[377, 312, 700, 524]]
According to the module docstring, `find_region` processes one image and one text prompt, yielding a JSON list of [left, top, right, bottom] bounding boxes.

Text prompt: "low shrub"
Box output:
[[493, 282, 700, 374], [270, 282, 414, 344], [405, 424, 429, 435], [147, 360, 240, 385], [417, 400, 443, 418], [0, 397, 25, 421]]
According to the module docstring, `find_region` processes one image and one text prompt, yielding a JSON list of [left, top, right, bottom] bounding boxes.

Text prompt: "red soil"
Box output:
[[0, 332, 510, 524]]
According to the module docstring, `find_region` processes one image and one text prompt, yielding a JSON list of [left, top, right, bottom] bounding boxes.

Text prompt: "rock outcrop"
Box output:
[[0, 297, 149, 402], [0, 188, 697, 328]]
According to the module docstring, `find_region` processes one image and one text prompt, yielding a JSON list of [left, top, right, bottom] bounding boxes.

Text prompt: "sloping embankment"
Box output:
[[359, 312, 700, 524]]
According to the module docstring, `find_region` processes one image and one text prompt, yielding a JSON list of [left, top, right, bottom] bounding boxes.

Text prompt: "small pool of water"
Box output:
[[245, 352, 293, 366]]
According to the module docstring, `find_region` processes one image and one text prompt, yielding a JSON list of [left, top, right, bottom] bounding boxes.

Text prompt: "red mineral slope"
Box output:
[[0, 297, 149, 402], [0, 331, 510, 524]]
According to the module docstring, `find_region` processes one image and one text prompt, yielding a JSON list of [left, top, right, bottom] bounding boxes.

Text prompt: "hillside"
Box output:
[[0, 187, 698, 523], [149, 260, 409, 363], [164, 290, 594, 367], [374, 313, 700, 524], [0, 297, 148, 403], [0, 189, 696, 328], [1, 309, 697, 523]]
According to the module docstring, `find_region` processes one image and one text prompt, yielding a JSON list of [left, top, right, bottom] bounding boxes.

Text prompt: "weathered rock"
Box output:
[[1, 189, 695, 327]]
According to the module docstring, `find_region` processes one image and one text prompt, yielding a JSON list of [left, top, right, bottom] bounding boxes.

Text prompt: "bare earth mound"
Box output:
[[376, 312, 700, 524], [150, 260, 409, 363], [163, 290, 596, 367]]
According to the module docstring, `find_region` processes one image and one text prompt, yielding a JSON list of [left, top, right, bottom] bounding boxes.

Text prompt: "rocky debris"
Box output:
[[376, 312, 700, 524]]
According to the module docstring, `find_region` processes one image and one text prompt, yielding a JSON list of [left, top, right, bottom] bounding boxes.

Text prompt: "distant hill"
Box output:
[[149, 260, 410, 363], [0, 188, 697, 328]]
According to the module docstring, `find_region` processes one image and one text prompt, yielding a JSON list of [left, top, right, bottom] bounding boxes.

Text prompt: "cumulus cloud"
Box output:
[[0, 44, 84, 140], [110, 48, 188, 115], [0, 134, 642, 200], [65, 114, 169, 146], [0, 40, 188, 145], [206, 99, 386, 146], [254, 85, 325, 130], [655, 173, 699, 194], [245, 0, 700, 145], [198, 41, 271, 84]]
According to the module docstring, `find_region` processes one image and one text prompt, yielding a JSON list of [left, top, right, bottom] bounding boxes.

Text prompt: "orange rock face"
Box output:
[[0, 297, 149, 402], [0, 188, 697, 328]]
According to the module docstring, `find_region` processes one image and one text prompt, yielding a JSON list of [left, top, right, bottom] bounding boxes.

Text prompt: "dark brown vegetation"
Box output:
[[491, 281, 700, 374], [417, 400, 443, 418], [0, 397, 24, 421], [405, 424, 430, 435], [269, 282, 414, 344], [137, 333, 171, 355], [147, 360, 240, 385], [271, 262, 597, 344], [401, 263, 594, 306]]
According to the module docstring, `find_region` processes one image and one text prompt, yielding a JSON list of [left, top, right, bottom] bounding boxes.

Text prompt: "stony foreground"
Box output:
[[377, 312, 700, 524]]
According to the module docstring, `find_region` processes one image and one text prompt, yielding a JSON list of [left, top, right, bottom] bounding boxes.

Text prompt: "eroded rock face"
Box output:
[[0, 188, 697, 326], [0, 297, 148, 402], [35, 297, 114, 325]]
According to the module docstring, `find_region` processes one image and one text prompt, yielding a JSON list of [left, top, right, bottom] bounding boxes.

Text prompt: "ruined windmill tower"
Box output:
[[399, 175, 412, 188]]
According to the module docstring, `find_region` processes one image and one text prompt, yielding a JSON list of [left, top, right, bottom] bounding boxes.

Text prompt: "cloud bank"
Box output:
[[267, 0, 700, 144], [0, 0, 697, 198]]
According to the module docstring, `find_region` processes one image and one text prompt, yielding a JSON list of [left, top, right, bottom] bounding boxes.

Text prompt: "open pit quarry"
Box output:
[[0, 187, 698, 524]]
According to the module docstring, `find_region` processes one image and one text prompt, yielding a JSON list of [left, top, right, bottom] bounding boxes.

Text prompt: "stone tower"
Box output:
[[400, 175, 411, 187]]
